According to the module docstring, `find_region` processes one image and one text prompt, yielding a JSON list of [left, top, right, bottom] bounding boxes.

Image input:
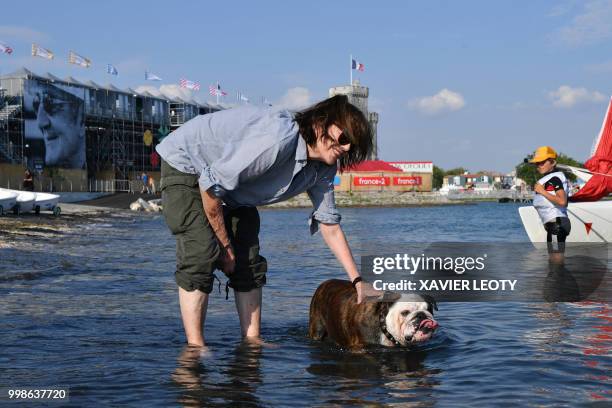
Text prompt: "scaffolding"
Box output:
[[0, 67, 221, 184]]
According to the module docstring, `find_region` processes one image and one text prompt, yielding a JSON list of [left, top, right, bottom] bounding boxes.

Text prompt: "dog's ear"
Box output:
[[380, 291, 401, 303], [422, 295, 438, 313]]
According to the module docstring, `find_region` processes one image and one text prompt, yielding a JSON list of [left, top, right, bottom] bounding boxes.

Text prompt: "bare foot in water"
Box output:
[[243, 336, 280, 349]]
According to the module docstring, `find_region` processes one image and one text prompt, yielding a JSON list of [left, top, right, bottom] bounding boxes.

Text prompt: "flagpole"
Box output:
[[350, 54, 352, 85], [216, 81, 219, 105]]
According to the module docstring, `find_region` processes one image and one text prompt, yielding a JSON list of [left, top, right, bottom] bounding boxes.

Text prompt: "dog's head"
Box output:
[[380, 294, 438, 346]]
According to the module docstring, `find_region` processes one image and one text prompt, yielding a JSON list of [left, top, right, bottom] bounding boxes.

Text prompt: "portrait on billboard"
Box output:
[[23, 79, 86, 169]]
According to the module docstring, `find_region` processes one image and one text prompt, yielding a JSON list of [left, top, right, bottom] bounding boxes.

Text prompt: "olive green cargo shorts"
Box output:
[[160, 160, 267, 294]]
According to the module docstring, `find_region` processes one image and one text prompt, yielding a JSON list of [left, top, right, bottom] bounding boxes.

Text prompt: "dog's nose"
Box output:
[[413, 311, 427, 323]]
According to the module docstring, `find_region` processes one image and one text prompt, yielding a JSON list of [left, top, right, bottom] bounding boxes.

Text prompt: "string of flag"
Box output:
[[1, 42, 365, 105], [0, 42, 13, 55], [180, 78, 200, 91]]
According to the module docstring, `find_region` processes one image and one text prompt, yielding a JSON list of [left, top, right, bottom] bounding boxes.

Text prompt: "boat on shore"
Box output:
[[0, 190, 18, 216], [0, 188, 61, 215]]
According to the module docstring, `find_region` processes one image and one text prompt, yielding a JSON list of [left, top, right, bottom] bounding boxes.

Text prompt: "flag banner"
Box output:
[[180, 78, 200, 91], [68, 51, 91, 68], [237, 91, 249, 102], [352, 58, 365, 72], [145, 71, 162, 81], [107, 64, 118, 75], [209, 83, 227, 96], [31, 44, 54, 60], [0, 42, 13, 55]]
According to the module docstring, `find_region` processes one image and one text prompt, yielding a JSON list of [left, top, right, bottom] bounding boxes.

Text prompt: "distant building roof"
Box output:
[[346, 160, 403, 172]]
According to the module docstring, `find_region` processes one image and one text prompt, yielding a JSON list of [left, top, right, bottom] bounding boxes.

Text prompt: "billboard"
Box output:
[[353, 176, 390, 186], [388, 162, 433, 173], [23, 79, 86, 169], [393, 176, 422, 185]]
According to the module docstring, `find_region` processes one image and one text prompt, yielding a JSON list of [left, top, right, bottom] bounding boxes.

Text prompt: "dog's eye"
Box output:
[[401, 311, 410, 317]]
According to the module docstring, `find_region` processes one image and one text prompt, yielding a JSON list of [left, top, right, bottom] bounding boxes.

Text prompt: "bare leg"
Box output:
[[234, 287, 262, 338], [178, 287, 209, 346]]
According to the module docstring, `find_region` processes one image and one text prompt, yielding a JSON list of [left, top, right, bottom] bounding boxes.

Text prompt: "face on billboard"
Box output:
[[24, 80, 85, 168]]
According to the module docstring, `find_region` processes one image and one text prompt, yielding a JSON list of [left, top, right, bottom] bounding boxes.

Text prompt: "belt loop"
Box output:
[[225, 282, 230, 300]]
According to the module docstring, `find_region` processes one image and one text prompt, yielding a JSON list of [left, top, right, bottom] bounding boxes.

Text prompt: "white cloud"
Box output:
[[276, 87, 311, 110], [134, 84, 197, 103], [551, 0, 612, 46], [548, 85, 606, 108], [408, 89, 465, 115], [134, 84, 227, 107], [0, 25, 50, 42]]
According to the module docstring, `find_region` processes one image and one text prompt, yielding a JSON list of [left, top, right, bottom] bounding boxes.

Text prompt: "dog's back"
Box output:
[[309, 279, 380, 349]]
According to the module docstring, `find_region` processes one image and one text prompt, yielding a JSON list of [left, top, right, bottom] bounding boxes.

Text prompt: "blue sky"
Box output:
[[2, 0, 612, 172]]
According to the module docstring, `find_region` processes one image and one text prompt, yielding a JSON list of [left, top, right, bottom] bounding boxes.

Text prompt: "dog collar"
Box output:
[[379, 307, 401, 346]]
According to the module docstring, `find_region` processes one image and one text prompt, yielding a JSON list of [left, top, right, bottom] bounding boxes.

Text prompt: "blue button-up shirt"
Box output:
[[156, 106, 341, 234]]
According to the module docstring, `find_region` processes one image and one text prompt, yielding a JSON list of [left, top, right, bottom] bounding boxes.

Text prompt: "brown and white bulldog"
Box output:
[[309, 279, 439, 349]]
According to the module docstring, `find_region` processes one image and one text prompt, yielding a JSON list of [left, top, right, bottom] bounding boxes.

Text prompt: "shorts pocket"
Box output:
[[162, 181, 201, 235]]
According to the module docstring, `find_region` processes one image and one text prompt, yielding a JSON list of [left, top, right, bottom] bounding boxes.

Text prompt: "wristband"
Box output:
[[351, 276, 363, 288]]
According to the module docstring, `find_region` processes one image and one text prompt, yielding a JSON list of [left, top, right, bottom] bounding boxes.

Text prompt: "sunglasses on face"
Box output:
[[535, 159, 551, 167], [337, 131, 352, 146], [325, 129, 352, 146]]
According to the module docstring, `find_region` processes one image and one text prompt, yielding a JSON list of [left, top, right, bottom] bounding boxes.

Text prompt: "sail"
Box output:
[[570, 97, 612, 202]]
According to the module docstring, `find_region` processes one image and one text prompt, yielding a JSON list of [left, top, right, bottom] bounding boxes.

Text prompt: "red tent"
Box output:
[[571, 97, 612, 202], [346, 160, 403, 172]]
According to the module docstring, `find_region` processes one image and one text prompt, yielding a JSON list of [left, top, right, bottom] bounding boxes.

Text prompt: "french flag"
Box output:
[[352, 59, 365, 72]]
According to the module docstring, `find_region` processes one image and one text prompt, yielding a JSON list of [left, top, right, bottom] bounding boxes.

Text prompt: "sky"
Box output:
[[2, 0, 612, 173]]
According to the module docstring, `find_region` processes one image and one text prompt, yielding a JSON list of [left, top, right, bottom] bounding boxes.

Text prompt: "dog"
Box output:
[[309, 279, 438, 349]]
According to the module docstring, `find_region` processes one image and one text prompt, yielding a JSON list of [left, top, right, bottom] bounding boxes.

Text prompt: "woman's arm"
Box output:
[[201, 188, 235, 275], [319, 222, 369, 303]]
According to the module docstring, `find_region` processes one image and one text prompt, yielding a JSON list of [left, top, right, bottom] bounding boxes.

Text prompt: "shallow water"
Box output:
[[0, 203, 610, 406]]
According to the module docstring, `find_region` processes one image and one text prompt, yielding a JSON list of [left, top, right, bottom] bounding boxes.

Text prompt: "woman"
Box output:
[[156, 95, 373, 346]]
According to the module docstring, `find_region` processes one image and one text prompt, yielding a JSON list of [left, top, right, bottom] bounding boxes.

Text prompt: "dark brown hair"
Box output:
[[294, 95, 373, 170]]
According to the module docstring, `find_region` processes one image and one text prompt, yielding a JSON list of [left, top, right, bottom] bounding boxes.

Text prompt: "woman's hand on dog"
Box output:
[[356, 281, 383, 304]]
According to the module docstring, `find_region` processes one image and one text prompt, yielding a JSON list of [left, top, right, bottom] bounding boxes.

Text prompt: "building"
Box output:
[[334, 160, 433, 192], [329, 80, 379, 160], [0, 67, 221, 191]]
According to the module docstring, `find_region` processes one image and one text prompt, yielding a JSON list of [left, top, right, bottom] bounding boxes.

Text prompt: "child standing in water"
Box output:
[[530, 146, 571, 259]]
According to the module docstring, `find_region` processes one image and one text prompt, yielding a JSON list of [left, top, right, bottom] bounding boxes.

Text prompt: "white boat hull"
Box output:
[[0, 190, 18, 214], [34, 192, 60, 211], [519, 201, 612, 243], [0, 188, 37, 213]]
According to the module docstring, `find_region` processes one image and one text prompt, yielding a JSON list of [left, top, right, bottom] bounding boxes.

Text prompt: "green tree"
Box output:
[[443, 167, 468, 176], [433, 165, 445, 189], [516, 153, 583, 186]]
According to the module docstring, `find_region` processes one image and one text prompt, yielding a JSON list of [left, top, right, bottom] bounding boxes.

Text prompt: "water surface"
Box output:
[[1, 203, 610, 406]]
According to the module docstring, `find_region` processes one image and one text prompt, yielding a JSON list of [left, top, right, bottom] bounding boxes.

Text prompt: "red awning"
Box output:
[[346, 160, 403, 172]]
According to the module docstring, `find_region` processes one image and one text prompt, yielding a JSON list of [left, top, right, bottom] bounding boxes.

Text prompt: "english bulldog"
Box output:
[[309, 279, 438, 349]]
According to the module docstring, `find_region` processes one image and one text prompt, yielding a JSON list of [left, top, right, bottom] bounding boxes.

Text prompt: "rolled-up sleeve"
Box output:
[[198, 166, 226, 198], [307, 164, 341, 235]]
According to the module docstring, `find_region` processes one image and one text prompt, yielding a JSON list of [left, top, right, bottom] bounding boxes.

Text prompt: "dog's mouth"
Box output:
[[409, 319, 438, 343]]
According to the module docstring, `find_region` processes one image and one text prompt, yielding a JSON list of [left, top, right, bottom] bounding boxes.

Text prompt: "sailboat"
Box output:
[[519, 98, 612, 243]]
